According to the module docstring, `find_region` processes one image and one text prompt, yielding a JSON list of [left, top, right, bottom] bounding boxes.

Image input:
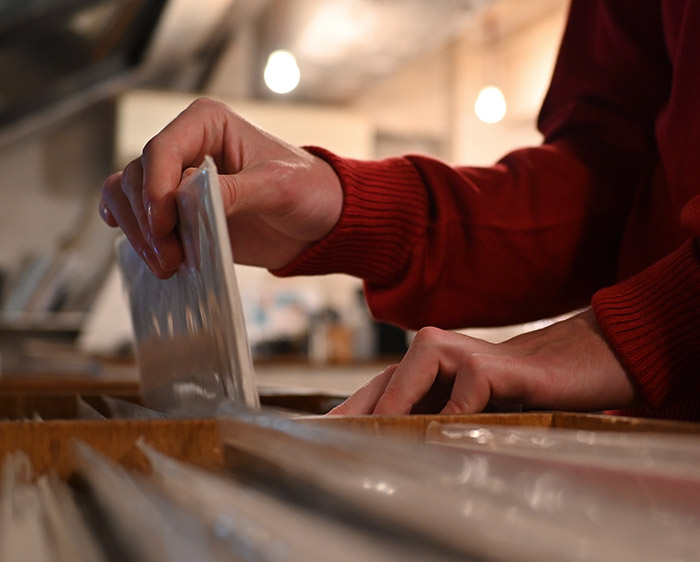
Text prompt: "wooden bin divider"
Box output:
[[1, 410, 699, 480]]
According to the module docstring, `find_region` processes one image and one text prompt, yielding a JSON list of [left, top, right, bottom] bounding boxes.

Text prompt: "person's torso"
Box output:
[[617, 0, 700, 280]]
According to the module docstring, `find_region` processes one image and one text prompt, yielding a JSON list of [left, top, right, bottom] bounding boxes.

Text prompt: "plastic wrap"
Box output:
[[138, 439, 451, 562], [421, 421, 700, 561], [101, 396, 172, 420], [118, 156, 259, 416], [76, 396, 107, 420], [36, 473, 107, 562], [71, 440, 235, 562], [425, 422, 700, 479], [0, 452, 106, 562], [217, 405, 700, 562], [0, 452, 53, 562]]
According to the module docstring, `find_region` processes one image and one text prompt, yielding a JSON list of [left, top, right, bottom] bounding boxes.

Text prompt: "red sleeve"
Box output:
[[593, 238, 700, 419], [276, 0, 670, 329]]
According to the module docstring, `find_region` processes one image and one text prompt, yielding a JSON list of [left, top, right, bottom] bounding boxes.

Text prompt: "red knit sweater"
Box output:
[[275, 0, 700, 421]]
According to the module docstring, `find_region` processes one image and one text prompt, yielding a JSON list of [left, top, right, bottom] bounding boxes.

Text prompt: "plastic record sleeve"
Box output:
[[117, 156, 259, 416]]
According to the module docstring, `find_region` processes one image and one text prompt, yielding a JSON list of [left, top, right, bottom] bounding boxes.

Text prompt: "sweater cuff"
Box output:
[[272, 146, 428, 285], [592, 239, 700, 409]]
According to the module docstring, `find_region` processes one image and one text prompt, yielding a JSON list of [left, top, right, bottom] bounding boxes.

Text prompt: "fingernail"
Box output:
[[147, 202, 155, 229], [151, 238, 162, 260], [151, 236, 180, 272], [140, 248, 160, 272], [99, 201, 110, 221]]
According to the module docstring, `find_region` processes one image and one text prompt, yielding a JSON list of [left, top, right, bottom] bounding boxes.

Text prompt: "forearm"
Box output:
[[275, 142, 641, 330]]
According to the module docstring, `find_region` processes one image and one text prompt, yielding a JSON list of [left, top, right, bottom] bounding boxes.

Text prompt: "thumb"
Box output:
[[217, 163, 294, 217], [217, 173, 245, 215]]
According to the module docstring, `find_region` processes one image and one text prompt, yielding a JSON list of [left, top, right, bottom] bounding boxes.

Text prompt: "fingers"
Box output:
[[101, 98, 236, 274], [440, 362, 491, 414], [141, 98, 237, 238], [326, 366, 397, 415], [102, 97, 342, 277], [98, 175, 118, 227], [101, 168, 181, 278], [140, 135, 186, 239], [101, 171, 162, 274], [355, 328, 494, 416], [121, 158, 152, 245], [372, 327, 453, 415]]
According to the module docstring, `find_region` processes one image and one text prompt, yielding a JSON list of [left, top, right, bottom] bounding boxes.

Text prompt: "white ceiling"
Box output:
[[203, 0, 566, 103]]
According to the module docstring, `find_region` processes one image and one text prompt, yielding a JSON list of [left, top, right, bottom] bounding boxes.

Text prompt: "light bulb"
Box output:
[[264, 50, 300, 94], [474, 86, 507, 124]]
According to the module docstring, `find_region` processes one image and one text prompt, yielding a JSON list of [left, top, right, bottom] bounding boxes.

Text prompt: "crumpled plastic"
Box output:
[[117, 156, 259, 416]]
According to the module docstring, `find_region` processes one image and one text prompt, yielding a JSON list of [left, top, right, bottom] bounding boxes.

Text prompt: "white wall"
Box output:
[[451, 3, 568, 165], [116, 90, 374, 167], [349, 0, 568, 166], [0, 102, 116, 273], [351, 45, 452, 151]]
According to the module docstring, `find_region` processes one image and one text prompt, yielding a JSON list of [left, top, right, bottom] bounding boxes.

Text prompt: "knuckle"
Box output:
[[469, 351, 494, 374], [189, 96, 216, 111], [189, 97, 233, 119], [412, 326, 445, 346], [443, 397, 474, 414], [141, 136, 164, 161], [101, 174, 120, 199], [461, 352, 481, 370], [122, 158, 143, 185]]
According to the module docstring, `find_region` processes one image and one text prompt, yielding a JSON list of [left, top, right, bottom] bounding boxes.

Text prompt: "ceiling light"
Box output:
[[264, 50, 300, 94], [474, 86, 506, 124]]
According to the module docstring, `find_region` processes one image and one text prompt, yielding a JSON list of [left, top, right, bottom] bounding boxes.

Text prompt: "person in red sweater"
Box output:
[[100, 0, 700, 421]]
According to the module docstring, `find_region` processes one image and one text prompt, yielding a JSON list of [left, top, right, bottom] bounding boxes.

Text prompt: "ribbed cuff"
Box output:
[[272, 146, 429, 285], [592, 239, 700, 409]]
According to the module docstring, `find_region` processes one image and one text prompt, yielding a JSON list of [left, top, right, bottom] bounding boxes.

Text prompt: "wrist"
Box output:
[[308, 153, 343, 239], [500, 309, 639, 412], [282, 146, 428, 284]]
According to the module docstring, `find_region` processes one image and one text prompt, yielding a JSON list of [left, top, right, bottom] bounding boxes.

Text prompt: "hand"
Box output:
[[100, 98, 342, 278], [329, 308, 639, 415]]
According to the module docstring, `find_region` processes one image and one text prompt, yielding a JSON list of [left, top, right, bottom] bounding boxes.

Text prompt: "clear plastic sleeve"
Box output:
[[0, 452, 53, 562], [101, 396, 172, 420], [76, 396, 107, 420], [0, 452, 106, 562], [216, 405, 700, 562], [36, 472, 108, 562], [138, 439, 443, 562], [118, 156, 259, 416], [71, 440, 235, 562], [425, 421, 700, 480]]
